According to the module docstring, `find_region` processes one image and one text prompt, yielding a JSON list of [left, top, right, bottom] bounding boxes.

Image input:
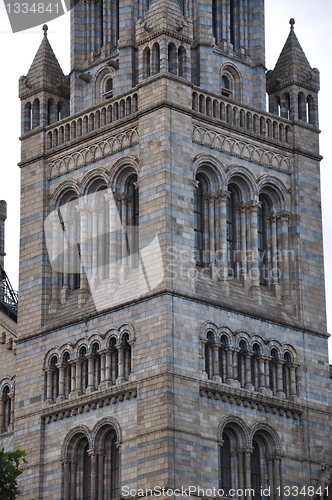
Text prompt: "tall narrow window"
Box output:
[[80, 347, 88, 392], [63, 352, 71, 397], [219, 336, 227, 383], [123, 334, 132, 380], [221, 76, 231, 97], [226, 193, 234, 273], [205, 332, 213, 379], [50, 356, 59, 400], [251, 439, 261, 500], [251, 344, 260, 390], [82, 441, 91, 500], [237, 340, 246, 387], [3, 386, 11, 430], [111, 434, 119, 499], [258, 199, 266, 285], [92, 342, 101, 388], [283, 352, 291, 397], [220, 433, 231, 494], [194, 182, 203, 265], [269, 349, 278, 395]]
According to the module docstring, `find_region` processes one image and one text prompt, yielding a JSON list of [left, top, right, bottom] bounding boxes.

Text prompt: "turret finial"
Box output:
[[289, 18, 295, 31], [43, 24, 48, 36]]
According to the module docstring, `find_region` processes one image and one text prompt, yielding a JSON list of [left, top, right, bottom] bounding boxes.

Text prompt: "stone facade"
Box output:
[[0, 1, 332, 499]]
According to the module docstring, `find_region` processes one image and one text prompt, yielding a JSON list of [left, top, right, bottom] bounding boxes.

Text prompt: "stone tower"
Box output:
[[0, 2, 331, 499]]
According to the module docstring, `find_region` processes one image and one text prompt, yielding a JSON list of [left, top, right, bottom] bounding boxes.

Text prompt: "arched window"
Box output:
[[251, 344, 260, 390], [110, 338, 118, 384], [251, 439, 261, 499], [50, 355, 59, 400], [237, 340, 246, 387], [80, 347, 88, 392], [168, 43, 178, 75], [105, 78, 113, 98], [126, 175, 139, 267], [178, 46, 186, 77], [63, 352, 71, 397], [269, 348, 278, 395], [32, 98, 40, 128], [226, 191, 235, 274], [151, 43, 160, 75], [143, 47, 151, 79], [92, 342, 101, 388], [205, 332, 213, 379], [194, 181, 203, 266], [283, 352, 291, 397], [220, 433, 231, 494], [82, 440, 91, 499], [123, 334, 131, 380], [219, 336, 227, 382], [3, 386, 11, 431], [64, 427, 120, 499], [221, 75, 231, 97], [258, 197, 267, 285]]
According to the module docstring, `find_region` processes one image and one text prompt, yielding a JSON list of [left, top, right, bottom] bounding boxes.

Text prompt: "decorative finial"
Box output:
[[43, 24, 48, 36], [289, 18, 295, 30]]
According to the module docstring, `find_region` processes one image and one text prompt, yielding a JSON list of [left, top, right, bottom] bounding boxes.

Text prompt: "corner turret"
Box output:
[[19, 25, 69, 135], [267, 19, 320, 126]]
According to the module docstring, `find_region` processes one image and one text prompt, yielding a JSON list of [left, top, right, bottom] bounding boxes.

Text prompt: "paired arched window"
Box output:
[[219, 427, 282, 497], [63, 428, 119, 500]]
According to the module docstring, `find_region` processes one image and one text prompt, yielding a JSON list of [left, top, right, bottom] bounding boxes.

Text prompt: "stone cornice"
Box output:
[[42, 382, 137, 424], [199, 381, 303, 421]]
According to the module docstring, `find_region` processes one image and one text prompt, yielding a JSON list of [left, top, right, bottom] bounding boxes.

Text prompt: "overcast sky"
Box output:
[[0, 0, 331, 360]]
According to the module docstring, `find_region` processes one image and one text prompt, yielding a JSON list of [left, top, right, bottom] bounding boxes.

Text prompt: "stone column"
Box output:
[[105, 350, 112, 383], [226, 347, 233, 383], [280, 211, 292, 312], [76, 359, 82, 395], [117, 344, 124, 383], [212, 342, 221, 381], [289, 363, 298, 397], [45, 367, 54, 402], [277, 360, 285, 398], [57, 362, 66, 401], [71, 460, 77, 499], [98, 453, 104, 499], [100, 351, 106, 384], [69, 360, 76, 397], [89, 451, 98, 500], [87, 354, 96, 393], [232, 347, 240, 387], [266, 455, 275, 500], [76, 204, 91, 307], [249, 200, 261, 303], [245, 352, 253, 391], [244, 447, 253, 488], [236, 448, 244, 489], [264, 357, 271, 391], [105, 192, 119, 292], [258, 355, 266, 391], [63, 460, 70, 500], [274, 455, 282, 493]]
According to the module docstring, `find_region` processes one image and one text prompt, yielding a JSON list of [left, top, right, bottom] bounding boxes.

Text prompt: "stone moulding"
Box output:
[[193, 124, 292, 174], [199, 382, 302, 421], [48, 126, 139, 180], [42, 383, 137, 424]]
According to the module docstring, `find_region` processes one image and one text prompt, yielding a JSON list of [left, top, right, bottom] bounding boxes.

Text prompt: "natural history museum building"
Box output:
[[0, 0, 332, 498]]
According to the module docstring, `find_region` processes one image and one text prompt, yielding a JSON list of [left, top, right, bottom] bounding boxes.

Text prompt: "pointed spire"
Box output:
[[142, 0, 190, 38], [19, 25, 69, 98], [267, 19, 319, 93]]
